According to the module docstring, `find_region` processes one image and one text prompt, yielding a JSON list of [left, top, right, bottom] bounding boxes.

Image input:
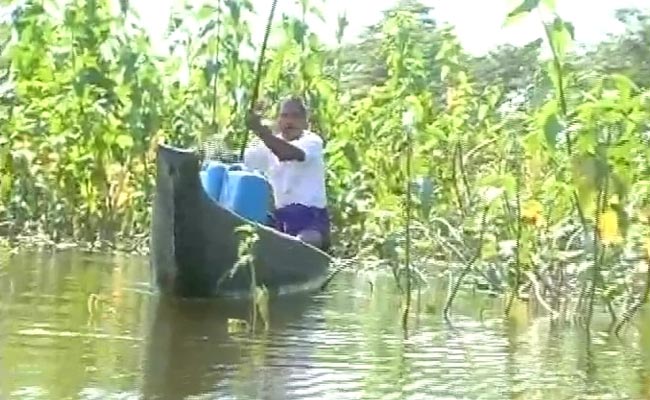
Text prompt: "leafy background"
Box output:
[[1, 0, 650, 327]]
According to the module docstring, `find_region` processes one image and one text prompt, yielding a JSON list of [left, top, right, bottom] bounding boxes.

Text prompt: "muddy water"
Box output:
[[1, 250, 650, 399]]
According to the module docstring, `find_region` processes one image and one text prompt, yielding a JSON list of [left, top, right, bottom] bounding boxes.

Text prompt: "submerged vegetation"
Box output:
[[2, 0, 650, 330]]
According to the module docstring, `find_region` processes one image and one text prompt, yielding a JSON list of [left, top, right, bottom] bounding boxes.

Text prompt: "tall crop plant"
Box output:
[[1, 0, 650, 331]]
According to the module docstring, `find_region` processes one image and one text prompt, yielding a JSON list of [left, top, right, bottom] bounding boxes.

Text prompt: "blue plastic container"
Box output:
[[220, 170, 270, 224], [201, 161, 228, 202]]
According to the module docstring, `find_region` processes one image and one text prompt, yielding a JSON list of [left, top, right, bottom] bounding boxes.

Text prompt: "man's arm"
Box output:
[[255, 125, 306, 162]]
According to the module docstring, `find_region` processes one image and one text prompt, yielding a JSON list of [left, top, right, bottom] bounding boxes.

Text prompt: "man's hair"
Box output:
[[278, 96, 308, 118]]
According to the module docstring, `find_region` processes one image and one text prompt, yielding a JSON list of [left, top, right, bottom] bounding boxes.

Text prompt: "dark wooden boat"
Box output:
[[149, 143, 332, 298]]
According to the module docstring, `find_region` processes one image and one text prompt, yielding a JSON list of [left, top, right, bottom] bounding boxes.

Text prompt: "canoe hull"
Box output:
[[149, 143, 331, 298]]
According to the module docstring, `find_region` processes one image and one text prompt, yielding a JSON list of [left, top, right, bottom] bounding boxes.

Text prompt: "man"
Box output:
[[243, 97, 330, 251]]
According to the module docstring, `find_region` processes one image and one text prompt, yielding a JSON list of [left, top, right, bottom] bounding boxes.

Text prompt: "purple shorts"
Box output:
[[271, 203, 331, 249]]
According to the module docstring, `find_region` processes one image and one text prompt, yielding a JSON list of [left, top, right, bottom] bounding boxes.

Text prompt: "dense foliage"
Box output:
[[2, 0, 650, 327]]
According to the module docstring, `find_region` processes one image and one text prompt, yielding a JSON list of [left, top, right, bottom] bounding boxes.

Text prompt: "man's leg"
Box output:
[[272, 204, 331, 250], [298, 207, 330, 251]]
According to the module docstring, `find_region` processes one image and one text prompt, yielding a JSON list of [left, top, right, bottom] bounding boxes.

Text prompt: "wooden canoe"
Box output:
[[149, 143, 332, 298]]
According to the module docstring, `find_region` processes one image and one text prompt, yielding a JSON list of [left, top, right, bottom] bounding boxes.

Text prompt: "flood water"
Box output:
[[2, 251, 650, 399]]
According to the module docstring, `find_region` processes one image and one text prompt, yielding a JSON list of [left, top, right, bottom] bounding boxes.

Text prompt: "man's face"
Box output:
[[278, 101, 306, 140]]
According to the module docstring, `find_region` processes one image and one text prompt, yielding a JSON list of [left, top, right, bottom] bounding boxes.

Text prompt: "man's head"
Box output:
[[277, 97, 308, 140]]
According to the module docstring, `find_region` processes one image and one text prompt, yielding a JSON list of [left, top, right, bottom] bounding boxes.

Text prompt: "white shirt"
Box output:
[[243, 130, 327, 209]]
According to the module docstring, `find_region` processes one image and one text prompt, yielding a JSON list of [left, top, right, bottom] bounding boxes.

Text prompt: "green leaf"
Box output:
[[505, 0, 540, 25], [435, 41, 453, 61], [115, 134, 134, 149], [203, 59, 220, 84], [545, 60, 562, 99], [571, 154, 600, 217], [342, 143, 360, 170], [543, 112, 562, 150], [541, 0, 556, 10], [309, 5, 325, 22], [292, 20, 308, 46], [441, 65, 450, 81], [481, 234, 499, 260], [0, 174, 11, 201], [76, 67, 117, 94], [548, 17, 575, 63], [610, 73, 637, 101], [197, 4, 217, 20], [530, 74, 553, 109], [119, 0, 129, 15], [507, 0, 541, 18], [478, 104, 488, 121], [226, 0, 241, 22], [199, 20, 218, 38]]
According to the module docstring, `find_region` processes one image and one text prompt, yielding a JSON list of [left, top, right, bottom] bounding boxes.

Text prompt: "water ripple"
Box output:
[[2, 254, 650, 400]]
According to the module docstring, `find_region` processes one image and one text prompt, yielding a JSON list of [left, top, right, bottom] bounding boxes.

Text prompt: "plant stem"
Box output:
[[506, 142, 523, 317], [585, 132, 611, 331], [451, 143, 466, 216], [402, 124, 413, 333], [210, 0, 223, 129], [444, 206, 489, 321], [614, 254, 650, 335]]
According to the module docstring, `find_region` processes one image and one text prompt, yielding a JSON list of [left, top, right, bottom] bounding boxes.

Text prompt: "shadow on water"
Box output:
[[140, 293, 319, 400]]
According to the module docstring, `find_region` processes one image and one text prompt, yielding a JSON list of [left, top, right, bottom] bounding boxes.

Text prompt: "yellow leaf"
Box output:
[[645, 238, 650, 260], [115, 188, 131, 210], [521, 200, 545, 227], [598, 208, 623, 246]]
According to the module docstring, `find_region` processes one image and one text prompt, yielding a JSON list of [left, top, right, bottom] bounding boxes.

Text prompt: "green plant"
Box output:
[[2, 0, 650, 333]]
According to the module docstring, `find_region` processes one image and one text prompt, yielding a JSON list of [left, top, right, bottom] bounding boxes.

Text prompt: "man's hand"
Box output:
[[246, 111, 266, 136]]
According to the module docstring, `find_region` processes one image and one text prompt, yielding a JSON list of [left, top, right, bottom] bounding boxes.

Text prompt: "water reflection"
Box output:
[[1, 250, 650, 399], [141, 294, 318, 399]]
